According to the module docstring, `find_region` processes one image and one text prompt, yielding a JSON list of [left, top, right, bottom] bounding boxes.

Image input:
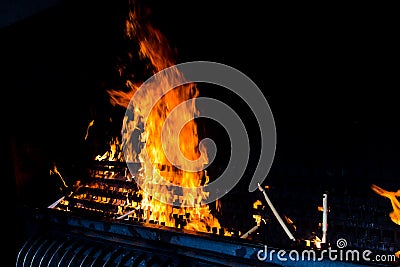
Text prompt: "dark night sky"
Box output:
[[4, 1, 400, 206]]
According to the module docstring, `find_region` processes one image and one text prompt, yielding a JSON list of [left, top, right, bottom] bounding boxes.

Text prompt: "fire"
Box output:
[[253, 200, 262, 209], [371, 184, 400, 225], [253, 215, 262, 226], [84, 119, 94, 140], [100, 0, 225, 234], [49, 164, 68, 189], [284, 215, 296, 232], [95, 137, 123, 161], [313, 236, 322, 249]]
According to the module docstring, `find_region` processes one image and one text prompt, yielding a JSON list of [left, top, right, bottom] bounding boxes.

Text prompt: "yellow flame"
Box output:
[[313, 236, 322, 249], [284, 215, 296, 231], [84, 120, 94, 140], [95, 137, 123, 161], [50, 164, 68, 189], [253, 200, 262, 209], [371, 184, 400, 225], [103, 0, 224, 234], [253, 215, 262, 226]]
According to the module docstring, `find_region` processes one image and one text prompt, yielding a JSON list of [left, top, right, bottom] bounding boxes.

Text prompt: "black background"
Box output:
[[4, 1, 399, 185], [4, 0, 399, 260]]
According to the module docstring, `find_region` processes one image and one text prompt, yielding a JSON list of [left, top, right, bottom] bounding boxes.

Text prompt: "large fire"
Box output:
[[92, 0, 226, 234], [371, 184, 400, 225]]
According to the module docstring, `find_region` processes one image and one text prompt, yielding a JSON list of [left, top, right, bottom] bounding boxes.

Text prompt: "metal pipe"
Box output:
[[322, 193, 328, 244], [48, 196, 65, 209], [240, 225, 259, 239], [257, 183, 296, 241], [117, 209, 135, 220]]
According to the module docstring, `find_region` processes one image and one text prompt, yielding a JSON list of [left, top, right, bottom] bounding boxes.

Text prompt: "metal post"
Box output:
[[258, 183, 296, 241], [322, 193, 328, 244]]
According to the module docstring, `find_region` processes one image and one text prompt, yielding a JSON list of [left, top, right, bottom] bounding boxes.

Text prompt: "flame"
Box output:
[[84, 120, 94, 140], [253, 215, 262, 226], [50, 164, 68, 189], [395, 251, 400, 259], [371, 184, 400, 225], [103, 0, 224, 234], [284, 215, 296, 232], [313, 236, 322, 249], [95, 137, 123, 161], [253, 200, 262, 209]]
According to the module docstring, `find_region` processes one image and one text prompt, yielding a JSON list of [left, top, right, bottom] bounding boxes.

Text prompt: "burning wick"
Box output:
[[257, 183, 296, 241]]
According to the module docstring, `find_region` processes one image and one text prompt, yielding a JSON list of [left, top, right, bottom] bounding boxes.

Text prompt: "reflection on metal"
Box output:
[[17, 208, 385, 267], [16, 209, 279, 267]]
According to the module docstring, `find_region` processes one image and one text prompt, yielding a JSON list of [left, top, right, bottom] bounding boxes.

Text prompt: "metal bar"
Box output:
[[38, 239, 58, 267], [16, 236, 36, 266], [116, 209, 135, 220], [116, 251, 137, 267], [48, 196, 65, 209], [67, 241, 92, 267], [19, 208, 370, 267], [240, 225, 259, 239], [257, 183, 296, 242], [79, 245, 103, 267], [46, 239, 72, 267], [30, 239, 49, 267], [57, 240, 81, 267], [90, 245, 113, 267], [102, 248, 124, 266], [22, 237, 43, 266], [322, 193, 328, 244]]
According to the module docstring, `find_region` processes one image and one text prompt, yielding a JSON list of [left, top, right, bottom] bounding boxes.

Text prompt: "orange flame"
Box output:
[[84, 120, 94, 140], [95, 137, 122, 161], [371, 184, 400, 225], [253, 200, 262, 209], [104, 0, 224, 234], [284, 215, 296, 232]]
